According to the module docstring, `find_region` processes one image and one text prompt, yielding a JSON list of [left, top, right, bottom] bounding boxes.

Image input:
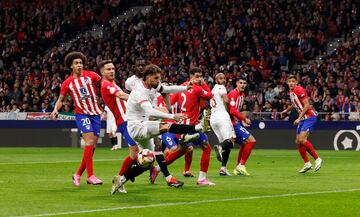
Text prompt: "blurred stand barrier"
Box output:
[[0, 112, 359, 150]]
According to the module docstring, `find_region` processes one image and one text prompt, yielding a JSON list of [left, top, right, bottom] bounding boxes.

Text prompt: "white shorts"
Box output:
[[127, 120, 160, 149], [210, 111, 236, 143], [105, 108, 117, 134]]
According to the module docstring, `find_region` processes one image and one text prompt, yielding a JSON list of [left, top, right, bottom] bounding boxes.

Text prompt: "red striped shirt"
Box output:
[[60, 70, 102, 115], [290, 86, 317, 119], [101, 80, 127, 126]]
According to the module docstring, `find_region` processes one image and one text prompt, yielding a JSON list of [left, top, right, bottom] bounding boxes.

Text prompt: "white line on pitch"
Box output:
[[0, 158, 123, 165], [12, 188, 360, 217]]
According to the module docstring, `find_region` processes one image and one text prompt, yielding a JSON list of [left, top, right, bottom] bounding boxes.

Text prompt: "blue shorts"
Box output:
[[296, 116, 317, 135], [117, 121, 137, 146], [162, 132, 179, 149], [75, 114, 101, 137], [191, 132, 208, 146], [233, 122, 250, 144]]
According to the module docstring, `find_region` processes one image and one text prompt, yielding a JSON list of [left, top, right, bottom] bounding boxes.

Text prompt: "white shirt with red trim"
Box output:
[[290, 85, 317, 119], [101, 80, 127, 126], [60, 70, 102, 115]]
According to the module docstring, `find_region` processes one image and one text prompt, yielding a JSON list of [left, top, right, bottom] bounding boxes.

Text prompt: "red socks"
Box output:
[[200, 143, 211, 172], [302, 140, 319, 160], [239, 141, 255, 165], [119, 156, 136, 176], [237, 145, 244, 165], [82, 145, 94, 178], [184, 149, 193, 172], [165, 149, 185, 165], [298, 144, 309, 163]]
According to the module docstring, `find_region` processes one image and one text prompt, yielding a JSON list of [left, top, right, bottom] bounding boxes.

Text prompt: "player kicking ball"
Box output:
[[210, 73, 236, 176], [280, 75, 323, 173], [111, 64, 204, 193]]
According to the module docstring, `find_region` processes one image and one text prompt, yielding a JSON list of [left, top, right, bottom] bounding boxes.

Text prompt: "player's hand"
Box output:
[[173, 113, 186, 122], [50, 110, 59, 120], [186, 83, 192, 90], [280, 110, 287, 118], [293, 118, 300, 126], [242, 118, 251, 127]]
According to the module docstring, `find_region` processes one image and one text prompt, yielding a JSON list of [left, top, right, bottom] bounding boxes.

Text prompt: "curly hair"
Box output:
[[64, 52, 87, 70]]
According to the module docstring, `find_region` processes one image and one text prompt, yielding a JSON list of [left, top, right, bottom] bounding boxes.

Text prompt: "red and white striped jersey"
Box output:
[[228, 88, 246, 125], [60, 70, 102, 115], [290, 85, 317, 119], [101, 80, 127, 126]]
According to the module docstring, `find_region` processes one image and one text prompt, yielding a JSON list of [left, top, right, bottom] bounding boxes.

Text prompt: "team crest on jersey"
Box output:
[[80, 87, 87, 95], [109, 87, 116, 94], [230, 99, 236, 106], [83, 77, 90, 84]]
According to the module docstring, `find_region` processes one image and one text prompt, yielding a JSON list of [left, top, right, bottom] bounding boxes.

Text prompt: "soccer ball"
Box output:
[[137, 149, 155, 168]]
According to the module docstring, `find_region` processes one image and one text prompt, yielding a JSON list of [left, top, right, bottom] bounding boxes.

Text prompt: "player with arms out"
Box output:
[[210, 73, 236, 176], [229, 76, 256, 176], [111, 64, 204, 193], [51, 51, 103, 186], [171, 67, 215, 186], [280, 75, 323, 173]]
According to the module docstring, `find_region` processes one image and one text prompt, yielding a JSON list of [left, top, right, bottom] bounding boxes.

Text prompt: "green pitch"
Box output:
[[1, 148, 360, 217]]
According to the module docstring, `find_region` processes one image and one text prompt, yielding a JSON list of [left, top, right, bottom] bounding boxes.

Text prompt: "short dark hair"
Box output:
[[237, 75, 248, 82], [142, 64, 162, 79], [98, 59, 113, 70], [64, 52, 87, 70], [287, 75, 297, 80], [189, 67, 202, 76]]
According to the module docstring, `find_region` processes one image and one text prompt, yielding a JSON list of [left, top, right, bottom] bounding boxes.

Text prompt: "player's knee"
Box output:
[[298, 138, 306, 145], [185, 145, 193, 153]]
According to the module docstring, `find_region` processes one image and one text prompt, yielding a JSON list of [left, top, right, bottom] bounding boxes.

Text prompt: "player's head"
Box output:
[[287, 75, 298, 90], [236, 76, 247, 92], [134, 57, 146, 77], [215, 73, 226, 85], [189, 67, 203, 85], [64, 51, 87, 75], [142, 64, 162, 88], [99, 60, 115, 81]]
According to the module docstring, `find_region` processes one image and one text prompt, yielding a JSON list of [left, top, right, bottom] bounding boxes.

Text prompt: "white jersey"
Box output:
[[125, 75, 159, 106], [210, 84, 228, 114], [125, 75, 142, 92], [126, 82, 158, 121]]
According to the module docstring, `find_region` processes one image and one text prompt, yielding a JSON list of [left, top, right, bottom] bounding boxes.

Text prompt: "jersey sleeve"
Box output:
[[89, 71, 101, 84], [218, 86, 227, 95], [60, 80, 69, 96], [196, 83, 213, 100], [125, 78, 133, 92], [170, 92, 180, 105], [228, 91, 246, 121], [295, 87, 308, 100], [102, 82, 120, 97]]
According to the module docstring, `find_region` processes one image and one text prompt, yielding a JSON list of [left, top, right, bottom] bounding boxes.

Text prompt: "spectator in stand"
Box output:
[[340, 97, 356, 120]]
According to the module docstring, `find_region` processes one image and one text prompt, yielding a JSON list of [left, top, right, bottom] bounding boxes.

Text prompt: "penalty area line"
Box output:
[[13, 188, 360, 217]]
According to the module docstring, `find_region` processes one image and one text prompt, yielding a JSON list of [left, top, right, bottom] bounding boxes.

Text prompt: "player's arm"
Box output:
[[50, 94, 65, 120], [198, 83, 213, 100], [161, 93, 172, 111], [140, 100, 175, 120], [228, 93, 246, 121], [298, 97, 310, 120], [280, 104, 294, 116], [124, 78, 132, 93], [115, 91, 129, 101], [160, 84, 190, 94], [221, 93, 230, 112]]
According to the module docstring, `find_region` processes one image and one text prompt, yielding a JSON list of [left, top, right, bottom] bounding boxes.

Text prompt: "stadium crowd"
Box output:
[[0, 0, 359, 120]]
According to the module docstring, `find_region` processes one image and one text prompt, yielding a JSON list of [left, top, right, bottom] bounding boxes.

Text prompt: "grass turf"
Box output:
[[0, 148, 359, 217]]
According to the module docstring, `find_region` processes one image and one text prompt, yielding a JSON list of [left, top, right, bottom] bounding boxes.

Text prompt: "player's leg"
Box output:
[[233, 123, 253, 176], [163, 133, 187, 165], [192, 133, 215, 186], [183, 147, 194, 177]]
